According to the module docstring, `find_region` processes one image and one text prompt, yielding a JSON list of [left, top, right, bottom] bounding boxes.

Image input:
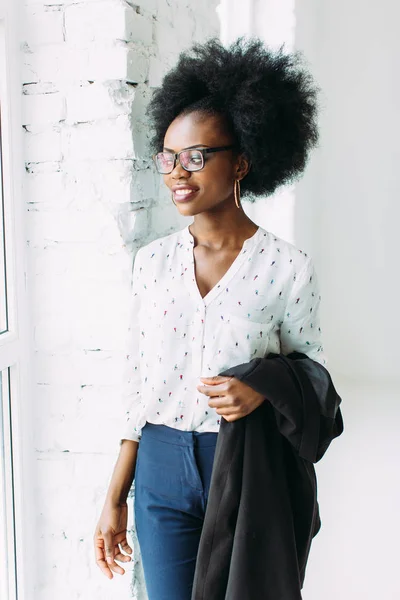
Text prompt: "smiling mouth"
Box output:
[[173, 188, 199, 202]]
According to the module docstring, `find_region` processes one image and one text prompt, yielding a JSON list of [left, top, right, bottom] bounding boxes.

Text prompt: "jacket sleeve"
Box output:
[[219, 352, 343, 463], [280, 256, 328, 367], [119, 247, 146, 445]]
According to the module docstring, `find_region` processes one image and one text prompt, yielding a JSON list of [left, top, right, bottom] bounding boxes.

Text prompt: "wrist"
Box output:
[[104, 494, 128, 508]]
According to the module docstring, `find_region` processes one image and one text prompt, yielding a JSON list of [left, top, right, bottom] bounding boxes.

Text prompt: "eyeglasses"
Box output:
[[152, 145, 236, 174]]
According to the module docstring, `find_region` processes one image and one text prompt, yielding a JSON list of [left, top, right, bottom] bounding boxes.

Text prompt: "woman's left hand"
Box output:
[[196, 376, 266, 422]]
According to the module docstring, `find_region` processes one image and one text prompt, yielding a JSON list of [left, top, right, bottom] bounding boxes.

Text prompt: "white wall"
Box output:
[[295, 0, 399, 385], [294, 2, 400, 599]]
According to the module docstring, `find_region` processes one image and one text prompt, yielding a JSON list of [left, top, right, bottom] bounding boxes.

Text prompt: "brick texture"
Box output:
[[22, 0, 219, 598]]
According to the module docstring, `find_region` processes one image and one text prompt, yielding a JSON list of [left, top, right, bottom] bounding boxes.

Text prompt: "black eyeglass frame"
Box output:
[[152, 145, 236, 174]]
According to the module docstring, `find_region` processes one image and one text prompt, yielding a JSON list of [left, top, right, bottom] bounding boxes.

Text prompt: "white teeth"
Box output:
[[175, 189, 194, 195]]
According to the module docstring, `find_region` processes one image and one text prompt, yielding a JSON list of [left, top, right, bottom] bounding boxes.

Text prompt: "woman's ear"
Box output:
[[235, 154, 251, 180]]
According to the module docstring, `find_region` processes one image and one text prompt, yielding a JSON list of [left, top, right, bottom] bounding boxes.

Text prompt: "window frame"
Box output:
[[0, 1, 35, 598]]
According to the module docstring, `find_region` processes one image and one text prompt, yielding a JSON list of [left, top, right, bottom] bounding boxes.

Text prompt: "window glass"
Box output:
[[0, 108, 8, 334]]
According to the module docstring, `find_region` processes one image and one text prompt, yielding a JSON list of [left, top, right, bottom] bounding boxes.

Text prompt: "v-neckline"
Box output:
[[182, 224, 261, 307]]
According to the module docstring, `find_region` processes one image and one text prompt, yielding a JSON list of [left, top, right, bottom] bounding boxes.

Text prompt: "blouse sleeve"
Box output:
[[280, 256, 328, 367], [120, 247, 146, 444]]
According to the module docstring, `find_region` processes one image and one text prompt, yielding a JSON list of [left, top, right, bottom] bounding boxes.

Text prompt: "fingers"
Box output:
[[218, 408, 238, 416], [114, 551, 132, 563], [197, 380, 232, 396], [94, 536, 113, 579], [208, 395, 239, 409], [114, 533, 133, 563], [199, 376, 232, 382], [102, 529, 116, 565], [107, 551, 128, 575], [119, 536, 133, 556], [95, 530, 131, 579], [209, 400, 246, 420], [103, 533, 127, 575]]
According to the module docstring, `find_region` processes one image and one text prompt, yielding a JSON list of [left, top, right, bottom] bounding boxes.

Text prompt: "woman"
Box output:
[[93, 37, 326, 599]]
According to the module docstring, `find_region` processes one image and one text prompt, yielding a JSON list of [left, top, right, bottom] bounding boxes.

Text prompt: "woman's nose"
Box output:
[[171, 159, 190, 179]]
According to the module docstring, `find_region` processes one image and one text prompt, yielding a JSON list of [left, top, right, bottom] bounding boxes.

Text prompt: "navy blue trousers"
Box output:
[[134, 422, 218, 600]]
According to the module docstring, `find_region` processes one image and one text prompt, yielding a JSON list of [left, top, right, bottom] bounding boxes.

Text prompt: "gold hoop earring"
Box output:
[[234, 179, 241, 209]]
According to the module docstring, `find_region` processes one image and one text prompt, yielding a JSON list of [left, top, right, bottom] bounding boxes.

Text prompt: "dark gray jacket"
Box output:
[[191, 351, 344, 600]]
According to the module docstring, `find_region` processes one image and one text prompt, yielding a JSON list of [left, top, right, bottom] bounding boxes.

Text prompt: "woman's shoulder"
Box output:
[[135, 227, 184, 263], [258, 227, 313, 273]]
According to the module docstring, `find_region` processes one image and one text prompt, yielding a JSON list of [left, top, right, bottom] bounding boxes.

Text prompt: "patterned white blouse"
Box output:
[[120, 223, 327, 443]]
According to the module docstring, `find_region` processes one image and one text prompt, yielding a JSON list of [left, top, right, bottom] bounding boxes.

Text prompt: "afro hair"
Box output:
[[146, 36, 320, 199]]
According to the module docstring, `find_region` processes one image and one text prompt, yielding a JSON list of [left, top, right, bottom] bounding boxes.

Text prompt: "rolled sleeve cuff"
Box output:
[[119, 422, 142, 445]]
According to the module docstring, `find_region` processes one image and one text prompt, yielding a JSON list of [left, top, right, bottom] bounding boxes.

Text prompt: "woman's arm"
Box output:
[[105, 439, 139, 506], [94, 439, 139, 579], [119, 246, 146, 444], [94, 247, 145, 579], [280, 255, 328, 366]]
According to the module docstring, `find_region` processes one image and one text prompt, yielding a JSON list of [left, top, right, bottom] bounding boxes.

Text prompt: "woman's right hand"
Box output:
[[94, 501, 133, 579]]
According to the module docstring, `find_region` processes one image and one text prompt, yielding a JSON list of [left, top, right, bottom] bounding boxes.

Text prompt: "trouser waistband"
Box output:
[[141, 422, 218, 448]]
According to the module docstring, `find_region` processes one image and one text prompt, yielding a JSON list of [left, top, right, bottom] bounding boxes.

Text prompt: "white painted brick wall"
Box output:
[[22, 0, 219, 598], [23, 91, 66, 125], [25, 8, 65, 45], [23, 43, 150, 84]]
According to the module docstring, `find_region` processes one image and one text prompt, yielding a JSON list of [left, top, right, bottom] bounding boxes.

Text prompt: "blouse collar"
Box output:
[[181, 224, 262, 251]]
